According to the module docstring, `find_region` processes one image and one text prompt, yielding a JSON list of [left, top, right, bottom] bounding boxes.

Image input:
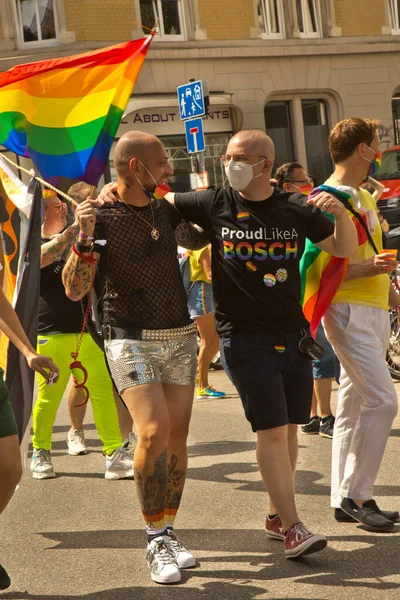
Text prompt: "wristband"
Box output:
[[71, 244, 96, 263], [78, 231, 95, 241], [74, 240, 94, 254]]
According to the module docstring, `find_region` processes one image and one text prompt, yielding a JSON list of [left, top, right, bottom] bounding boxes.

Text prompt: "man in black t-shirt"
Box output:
[[167, 130, 358, 559]]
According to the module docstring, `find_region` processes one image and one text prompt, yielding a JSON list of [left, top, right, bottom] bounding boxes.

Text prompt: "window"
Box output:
[[265, 97, 332, 185], [257, 1, 284, 38], [16, 0, 57, 44], [389, 0, 400, 34], [295, 0, 321, 38], [139, 0, 185, 40]]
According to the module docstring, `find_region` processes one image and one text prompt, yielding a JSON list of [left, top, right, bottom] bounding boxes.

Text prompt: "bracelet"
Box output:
[[78, 231, 94, 241], [71, 244, 96, 264], [74, 240, 94, 254]]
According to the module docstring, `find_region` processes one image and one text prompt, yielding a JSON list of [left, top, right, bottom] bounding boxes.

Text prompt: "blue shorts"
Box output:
[[313, 324, 337, 379], [187, 281, 214, 318], [220, 331, 313, 432]]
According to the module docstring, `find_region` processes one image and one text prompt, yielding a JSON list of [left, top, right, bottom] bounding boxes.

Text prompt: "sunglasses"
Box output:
[[70, 359, 89, 407]]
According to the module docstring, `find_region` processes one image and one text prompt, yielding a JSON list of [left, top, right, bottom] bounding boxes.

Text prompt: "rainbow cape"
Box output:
[[300, 185, 369, 337], [0, 36, 153, 185]]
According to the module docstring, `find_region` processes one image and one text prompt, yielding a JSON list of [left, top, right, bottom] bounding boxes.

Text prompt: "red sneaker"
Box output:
[[284, 522, 327, 559], [265, 515, 285, 540]]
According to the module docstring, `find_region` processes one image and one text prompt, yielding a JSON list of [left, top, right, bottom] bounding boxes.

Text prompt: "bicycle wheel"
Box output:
[[386, 309, 400, 380]]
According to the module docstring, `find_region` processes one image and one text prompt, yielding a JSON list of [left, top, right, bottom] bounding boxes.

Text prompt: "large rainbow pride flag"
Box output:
[[300, 185, 369, 337], [0, 36, 152, 185]]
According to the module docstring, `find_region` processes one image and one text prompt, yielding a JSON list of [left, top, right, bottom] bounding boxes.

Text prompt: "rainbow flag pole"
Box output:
[[0, 35, 153, 187]]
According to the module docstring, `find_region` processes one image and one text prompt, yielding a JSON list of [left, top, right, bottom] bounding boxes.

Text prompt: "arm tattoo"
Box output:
[[174, 219, 209, 250], [134, 450, 168, 516], [166, 454, 185, 509], [62, 252, 97, 300], [41, 226, 78, 267]]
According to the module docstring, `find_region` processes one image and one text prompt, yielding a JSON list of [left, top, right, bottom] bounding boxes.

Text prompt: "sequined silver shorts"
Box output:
[[104, 324, 197, 394]]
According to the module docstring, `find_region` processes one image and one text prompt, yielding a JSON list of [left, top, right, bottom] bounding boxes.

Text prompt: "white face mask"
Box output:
[[225, 159, 265, 192]]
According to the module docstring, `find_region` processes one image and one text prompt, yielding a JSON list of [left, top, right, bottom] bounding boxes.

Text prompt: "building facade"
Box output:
[[1, 0, 400, 188]]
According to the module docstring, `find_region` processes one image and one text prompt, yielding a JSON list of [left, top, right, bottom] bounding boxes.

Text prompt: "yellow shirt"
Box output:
[[189, 247, 211, 284], [327, 182, 390, 309]]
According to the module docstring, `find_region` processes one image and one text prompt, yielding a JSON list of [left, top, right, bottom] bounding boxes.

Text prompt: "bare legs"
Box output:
[[122, 382, 194, 533], [0, 434, 22, 515], [258, 424, 300, 532], [196, 313, 220, 389]]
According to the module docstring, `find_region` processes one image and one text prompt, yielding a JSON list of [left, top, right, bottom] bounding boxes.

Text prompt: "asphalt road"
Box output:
[[1, 370, 400, 600]]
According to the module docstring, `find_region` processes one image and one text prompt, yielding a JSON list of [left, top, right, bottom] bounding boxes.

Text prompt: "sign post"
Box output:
[[177, 79, 209, 190]]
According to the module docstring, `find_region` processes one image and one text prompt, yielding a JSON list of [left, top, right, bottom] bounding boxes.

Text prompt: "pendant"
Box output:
[[151, 228, 159, 241]]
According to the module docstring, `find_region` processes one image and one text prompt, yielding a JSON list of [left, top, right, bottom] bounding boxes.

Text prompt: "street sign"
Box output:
[[184, 117, 205, 154], [177, 80, 205, 120]]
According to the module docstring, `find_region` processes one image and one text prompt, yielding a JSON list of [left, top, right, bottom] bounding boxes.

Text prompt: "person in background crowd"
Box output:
[[30, 190, 133, 479], [67, 182, 136, 452], [184, 245, 226, 399], [275, 162, 337, 439], [0, 263, 58, 590], [321, 117, 399, 528]]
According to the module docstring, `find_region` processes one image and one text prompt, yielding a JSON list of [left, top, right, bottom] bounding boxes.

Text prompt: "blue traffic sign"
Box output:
[[177, 80, 205, 120], [184, 118, 205, 154]]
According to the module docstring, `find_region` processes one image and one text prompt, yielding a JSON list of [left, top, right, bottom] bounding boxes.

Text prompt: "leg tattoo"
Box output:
[[165, 453, 186, 528], [135, 449, 168, 533]]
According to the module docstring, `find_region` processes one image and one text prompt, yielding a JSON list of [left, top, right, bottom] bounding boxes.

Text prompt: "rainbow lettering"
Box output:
[[285, 242, 298, 259], [223, 240, 236, 259]]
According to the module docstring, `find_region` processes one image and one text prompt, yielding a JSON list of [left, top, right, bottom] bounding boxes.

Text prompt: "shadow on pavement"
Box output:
[[186, 463, 330, 496], [188, 441, 256, 457], [37, 528, 400, 592], [390, 428, 400, 437], [0, 581, 282, 600]]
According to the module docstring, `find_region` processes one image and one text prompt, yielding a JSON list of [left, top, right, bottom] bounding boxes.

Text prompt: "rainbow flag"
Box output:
[[300, 185, 369, 337], [0, 37, 153, 185]]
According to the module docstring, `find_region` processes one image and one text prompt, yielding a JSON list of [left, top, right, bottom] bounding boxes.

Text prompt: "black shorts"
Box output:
[[220, 332, 313, 432], [0, 368, 18, 439]]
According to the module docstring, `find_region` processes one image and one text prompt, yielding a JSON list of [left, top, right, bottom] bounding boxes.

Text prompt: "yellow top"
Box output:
[[189, 246, 211, 284], [328, 182, 390, 309]]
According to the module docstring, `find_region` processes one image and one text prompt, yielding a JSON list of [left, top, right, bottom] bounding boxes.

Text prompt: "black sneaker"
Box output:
[[341, 498, 395, 530], [0, 565, 11, 590], [301, 416, 320, 435], [319, 415, 335, 439]]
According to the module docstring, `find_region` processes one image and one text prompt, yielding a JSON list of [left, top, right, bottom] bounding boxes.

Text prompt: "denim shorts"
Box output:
[[187, 281, 214, 318], [220, 331, 313, 432], [313, 323, 337, 379]]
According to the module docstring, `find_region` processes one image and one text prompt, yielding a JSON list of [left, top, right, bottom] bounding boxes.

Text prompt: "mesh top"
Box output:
[[95, 200, 191, 330]]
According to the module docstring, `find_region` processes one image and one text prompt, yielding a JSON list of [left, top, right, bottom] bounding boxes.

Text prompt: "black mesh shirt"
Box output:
[[94, 199, 192, 330]]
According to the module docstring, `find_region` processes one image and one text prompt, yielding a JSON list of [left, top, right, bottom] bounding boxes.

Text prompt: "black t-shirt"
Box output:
[[38, 237, 83, 334], [93, 198, 191, 330], [174, 186, 334, 336]]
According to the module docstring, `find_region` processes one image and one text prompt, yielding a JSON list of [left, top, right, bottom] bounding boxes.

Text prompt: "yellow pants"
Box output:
[[32, 332, 122, 455]]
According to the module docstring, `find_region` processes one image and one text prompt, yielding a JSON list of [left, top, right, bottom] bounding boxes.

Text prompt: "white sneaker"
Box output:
[[31, 449, 55, 480], [105, 446, 134, 480], [147, 535, 181, 584], [167, 529, 196, 568], [67, 429, 87, 456]]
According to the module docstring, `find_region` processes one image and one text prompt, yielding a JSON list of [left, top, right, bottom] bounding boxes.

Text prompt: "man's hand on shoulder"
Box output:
[[97, 182, 118, 206]]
